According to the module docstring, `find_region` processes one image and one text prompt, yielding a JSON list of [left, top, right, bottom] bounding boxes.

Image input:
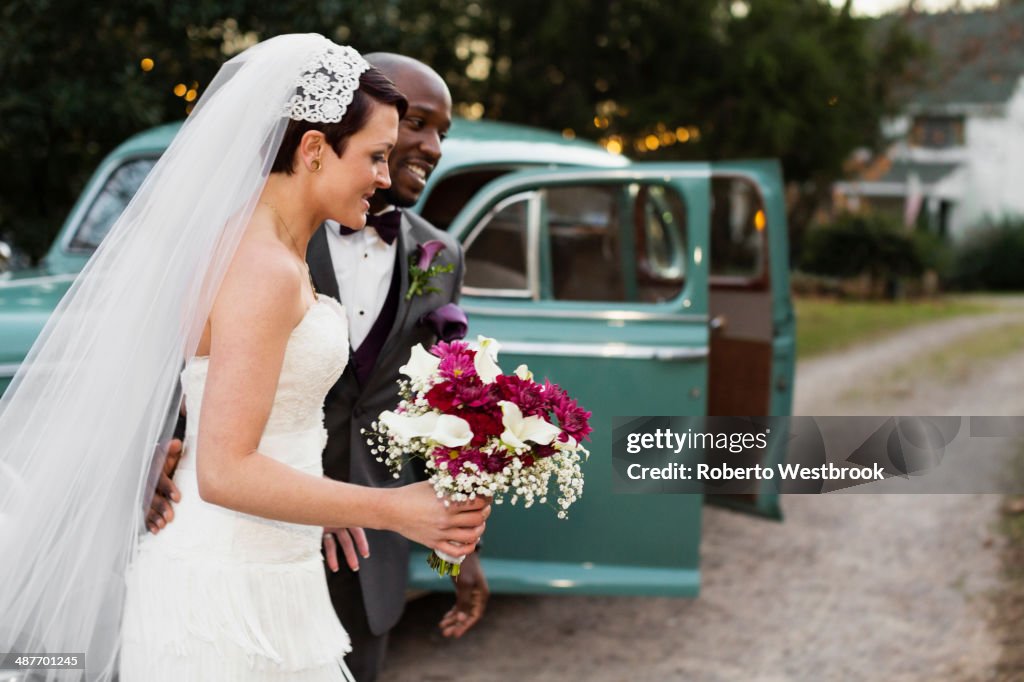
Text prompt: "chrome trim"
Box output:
[[461, 190, 540, 300], [461, 302, 707, 323], [486, 168, 711, 185], [0, 363, 21, 379], [499, 341, 708, 361], [462, 286, 531, 299], [527, 191, 542, 299]]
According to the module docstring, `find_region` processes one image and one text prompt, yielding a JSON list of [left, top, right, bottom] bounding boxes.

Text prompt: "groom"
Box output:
[[313, 52, 489, 681], [150, 54, 489, 681]]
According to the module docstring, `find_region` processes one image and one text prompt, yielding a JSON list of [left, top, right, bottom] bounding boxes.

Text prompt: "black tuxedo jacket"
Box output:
[[307, 211, 464, 635]]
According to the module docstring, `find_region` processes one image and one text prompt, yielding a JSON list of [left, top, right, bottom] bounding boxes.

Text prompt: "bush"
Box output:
[[952, 218, 1024, 291], [799, 212, 924, 297]]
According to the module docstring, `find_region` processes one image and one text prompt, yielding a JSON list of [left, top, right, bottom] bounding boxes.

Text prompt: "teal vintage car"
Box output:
[[0, 119, 795, 597]]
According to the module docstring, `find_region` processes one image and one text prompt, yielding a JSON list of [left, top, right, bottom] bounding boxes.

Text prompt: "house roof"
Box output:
[[835, 158, 963, 200], [878, 5, 1024, 110], [875, 160, 960, 185]]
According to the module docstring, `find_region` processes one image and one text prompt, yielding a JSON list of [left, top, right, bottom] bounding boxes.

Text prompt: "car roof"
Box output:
[[108, 118, 631, 170], [436, 118, 630, 173]]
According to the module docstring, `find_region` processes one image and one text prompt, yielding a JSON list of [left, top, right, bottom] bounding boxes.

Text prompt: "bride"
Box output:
[[0, 34, 488, 681]]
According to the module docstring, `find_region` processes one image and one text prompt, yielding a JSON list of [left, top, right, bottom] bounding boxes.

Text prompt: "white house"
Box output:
[[835, 6, 1024, 241]]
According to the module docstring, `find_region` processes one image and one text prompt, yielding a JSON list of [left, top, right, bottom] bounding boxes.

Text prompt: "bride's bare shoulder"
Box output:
[[210, 220, 305, 332]]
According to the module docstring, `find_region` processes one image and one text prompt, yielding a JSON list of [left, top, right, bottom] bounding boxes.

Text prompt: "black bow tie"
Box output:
[[337, 210, 401, 245]]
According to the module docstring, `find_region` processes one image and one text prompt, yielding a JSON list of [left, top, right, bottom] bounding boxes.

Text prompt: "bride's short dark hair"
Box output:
[[271, 67, 408, 174]]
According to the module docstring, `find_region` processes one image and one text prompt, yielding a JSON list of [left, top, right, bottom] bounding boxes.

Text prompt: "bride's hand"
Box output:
[[322, 527, 369, 572], [392, 481, 490, 558]]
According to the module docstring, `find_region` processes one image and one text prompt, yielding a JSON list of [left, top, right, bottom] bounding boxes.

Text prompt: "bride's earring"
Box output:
[[311, 154, 322, 172]]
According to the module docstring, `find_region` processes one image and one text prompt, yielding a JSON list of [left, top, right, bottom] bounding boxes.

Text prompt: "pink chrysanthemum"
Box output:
[[432, 339, 471, 358], [438, 350, 477, 383]]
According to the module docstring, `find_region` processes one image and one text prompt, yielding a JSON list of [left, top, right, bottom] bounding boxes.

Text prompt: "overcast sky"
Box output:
[[831, 0, 998, 15]]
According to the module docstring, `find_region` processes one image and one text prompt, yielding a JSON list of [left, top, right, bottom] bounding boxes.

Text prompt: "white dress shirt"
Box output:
[[324, 210, 398, 350]]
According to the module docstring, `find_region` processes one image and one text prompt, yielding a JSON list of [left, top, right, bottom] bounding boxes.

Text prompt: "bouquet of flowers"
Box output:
[[365, 336, 591, 577]]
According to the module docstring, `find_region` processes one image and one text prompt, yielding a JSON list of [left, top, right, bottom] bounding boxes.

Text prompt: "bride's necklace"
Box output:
[[261, 201, 317, 296]]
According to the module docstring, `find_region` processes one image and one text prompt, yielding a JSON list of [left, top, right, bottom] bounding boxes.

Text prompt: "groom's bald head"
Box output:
[[364, 53, 449, 95], [364, 53, 452, 210]]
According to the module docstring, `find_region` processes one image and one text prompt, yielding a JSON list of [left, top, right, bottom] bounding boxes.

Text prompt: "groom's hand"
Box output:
[[146, 438, 183, 534], [439, 552, 489, 638], [323, 527, 370, 572]]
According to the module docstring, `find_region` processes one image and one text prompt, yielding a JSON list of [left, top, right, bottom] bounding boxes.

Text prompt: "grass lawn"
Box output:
[[795, 296, 997, 359]]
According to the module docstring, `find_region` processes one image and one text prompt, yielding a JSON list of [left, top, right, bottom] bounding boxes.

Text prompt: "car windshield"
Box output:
[[69, 158, 158, 252]]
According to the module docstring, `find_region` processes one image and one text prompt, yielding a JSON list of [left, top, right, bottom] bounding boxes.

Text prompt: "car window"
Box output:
[[548, 185, 625, 302], [462, 192, 534, 297], [69, 158, 157, 252], [710, 176, 767, 282], [546, 183, 687, 304], [634, 184, 687, 303], [421, 168, 521, 230]]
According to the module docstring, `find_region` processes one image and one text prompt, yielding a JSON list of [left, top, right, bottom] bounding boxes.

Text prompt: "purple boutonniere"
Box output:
[[406, 240, 455, 301]]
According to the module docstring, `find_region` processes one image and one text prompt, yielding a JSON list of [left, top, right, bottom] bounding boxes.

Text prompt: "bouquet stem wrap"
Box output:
[[427, 548, 465, 578]]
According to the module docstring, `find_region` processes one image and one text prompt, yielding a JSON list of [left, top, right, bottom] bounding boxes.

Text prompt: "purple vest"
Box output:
[[349, 248, 401, 386]]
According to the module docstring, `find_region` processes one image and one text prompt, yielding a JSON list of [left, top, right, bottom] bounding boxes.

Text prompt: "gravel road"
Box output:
[[380, 300, 1024, 682]]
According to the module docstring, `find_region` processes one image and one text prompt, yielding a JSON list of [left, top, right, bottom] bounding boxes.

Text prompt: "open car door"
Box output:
[[704, 160, 794, 518]]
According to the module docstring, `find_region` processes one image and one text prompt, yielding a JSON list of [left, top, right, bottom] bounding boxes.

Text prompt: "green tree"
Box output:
[[0, 0, 919, 263], [0, 1, 497, 261], [0, 1, 227, 260], [412, 0, 922, 257]]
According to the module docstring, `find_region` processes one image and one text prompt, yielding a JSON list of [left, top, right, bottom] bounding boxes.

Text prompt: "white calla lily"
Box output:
[[379, 411, 472, 447], [399, 344, 441, 384], [498, 400, 561, 449], [477, 335, 501, 360], [430, 415, 474, 447], [474, 347, 502, 384], [514, 364, 533, 381]]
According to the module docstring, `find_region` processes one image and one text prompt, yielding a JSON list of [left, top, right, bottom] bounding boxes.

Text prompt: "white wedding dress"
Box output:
[[120, 295, 354, 681]]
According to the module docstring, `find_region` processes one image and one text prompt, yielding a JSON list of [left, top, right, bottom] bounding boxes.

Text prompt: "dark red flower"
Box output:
[[482, 450, 509, 473], [462, 409, 504, 447], [544, 380, 592, 442], [452, 380, 493, 409], [425, 382, 457, 412], [495, 374, 547, 416], [534, 444, 557, 459]]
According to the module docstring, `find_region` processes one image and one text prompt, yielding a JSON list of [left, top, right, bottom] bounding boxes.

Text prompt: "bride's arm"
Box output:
[[196, 238, 487, 557]]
